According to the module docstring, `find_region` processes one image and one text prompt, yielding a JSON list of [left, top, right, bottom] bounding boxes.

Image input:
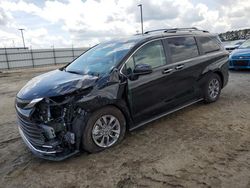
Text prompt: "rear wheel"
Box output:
[[82, 106, 126, 153], [204, 73, 222, 103]]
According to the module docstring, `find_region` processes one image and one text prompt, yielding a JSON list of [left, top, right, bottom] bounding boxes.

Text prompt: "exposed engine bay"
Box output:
[[16, 94, 88, 160], [35, 97, 75, 147]]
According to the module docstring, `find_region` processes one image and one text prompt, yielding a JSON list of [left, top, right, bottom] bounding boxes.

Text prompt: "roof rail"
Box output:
[[165, 27, 199, 32], [144, 28, 171, 34], [144, 27, 209, 34]]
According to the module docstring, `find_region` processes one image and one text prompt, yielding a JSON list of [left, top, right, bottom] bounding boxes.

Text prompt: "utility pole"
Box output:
[[18, 28, 26, 48], [138, 4, 144, 35]]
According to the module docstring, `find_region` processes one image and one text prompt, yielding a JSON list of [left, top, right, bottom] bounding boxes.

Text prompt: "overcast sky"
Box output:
[[0, 0, 249, 48]]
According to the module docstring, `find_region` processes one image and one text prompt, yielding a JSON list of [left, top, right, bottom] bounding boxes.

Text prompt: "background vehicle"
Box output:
[[229, 39, 250, 69], [16, 27, 229, 160], [223, 39, 245, 53]]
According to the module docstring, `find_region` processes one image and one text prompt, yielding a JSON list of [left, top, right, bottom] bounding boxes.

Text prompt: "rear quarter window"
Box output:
[[198, 36, 221, 54]]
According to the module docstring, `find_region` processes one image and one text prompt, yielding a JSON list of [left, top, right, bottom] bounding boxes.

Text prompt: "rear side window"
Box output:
[[198, 36, 221, 54], [167, 37, 199, 63]]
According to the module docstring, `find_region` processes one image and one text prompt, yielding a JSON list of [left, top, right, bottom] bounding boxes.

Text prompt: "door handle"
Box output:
[[162, 68, 173, 74], [175, 64, 184, 70]]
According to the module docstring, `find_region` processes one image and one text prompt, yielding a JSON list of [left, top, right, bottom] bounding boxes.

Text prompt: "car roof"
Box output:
[[108, 27, 217, 47], [111, 28, 219, 69]]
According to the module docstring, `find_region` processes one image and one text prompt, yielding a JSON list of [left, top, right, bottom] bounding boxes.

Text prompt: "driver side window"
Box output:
[[126, 40, 166, 74]]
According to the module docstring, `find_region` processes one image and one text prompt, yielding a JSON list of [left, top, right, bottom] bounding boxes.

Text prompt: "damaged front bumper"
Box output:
[[16, 105, 80, 161], [18, 126, 79, 161]]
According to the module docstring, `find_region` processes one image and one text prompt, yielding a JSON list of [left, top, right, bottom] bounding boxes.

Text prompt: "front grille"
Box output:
[[17, 113, 45, 147], [232, 60, 249, 66]]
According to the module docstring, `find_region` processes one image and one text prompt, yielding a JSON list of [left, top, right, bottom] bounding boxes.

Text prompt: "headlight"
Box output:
[[25, 98, 43, 109]]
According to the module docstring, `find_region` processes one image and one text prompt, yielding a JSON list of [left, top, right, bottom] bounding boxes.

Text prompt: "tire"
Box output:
[[204, 73, 222, 103], [82, 106, 126, 153]]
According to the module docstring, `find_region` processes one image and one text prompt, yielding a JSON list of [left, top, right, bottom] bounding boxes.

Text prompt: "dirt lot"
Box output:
[[0, 67, 250, 188]]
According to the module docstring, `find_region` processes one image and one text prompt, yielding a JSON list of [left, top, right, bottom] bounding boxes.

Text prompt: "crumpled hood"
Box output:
[[230, 48, 250, 57], [17, 69, 98, 100]]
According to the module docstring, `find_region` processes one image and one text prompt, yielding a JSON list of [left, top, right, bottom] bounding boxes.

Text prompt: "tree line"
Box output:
[[219, 29, 250, 41]]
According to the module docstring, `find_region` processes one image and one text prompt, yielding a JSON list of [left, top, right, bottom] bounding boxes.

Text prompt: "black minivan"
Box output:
[[16, 28, 229, 160]]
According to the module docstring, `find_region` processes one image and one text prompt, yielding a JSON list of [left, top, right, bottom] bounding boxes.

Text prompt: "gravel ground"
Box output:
[[0, 67, 250, 188]]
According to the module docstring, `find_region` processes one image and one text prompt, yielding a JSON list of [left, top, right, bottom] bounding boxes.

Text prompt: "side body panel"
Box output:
[[125, 36, 229, 129]]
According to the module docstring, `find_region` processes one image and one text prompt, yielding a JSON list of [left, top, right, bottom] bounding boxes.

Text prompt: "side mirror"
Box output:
[[133, 64, 152, 75]]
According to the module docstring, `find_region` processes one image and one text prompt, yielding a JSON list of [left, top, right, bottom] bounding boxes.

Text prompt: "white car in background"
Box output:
[[223, 39, 245, 53]]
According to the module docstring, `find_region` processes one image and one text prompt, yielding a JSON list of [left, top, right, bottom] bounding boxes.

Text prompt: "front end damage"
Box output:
[[16, 95, 87, 161], [15, 68, 131, 160]]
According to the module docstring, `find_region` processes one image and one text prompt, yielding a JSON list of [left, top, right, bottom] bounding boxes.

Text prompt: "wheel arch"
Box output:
[[83, 99, 133, 132], [106, 102, 133, 131], [213, 70, 224, 88]]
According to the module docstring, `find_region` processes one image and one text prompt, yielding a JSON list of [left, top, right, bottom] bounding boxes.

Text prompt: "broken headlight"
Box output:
[[24, 97, 43, 109]]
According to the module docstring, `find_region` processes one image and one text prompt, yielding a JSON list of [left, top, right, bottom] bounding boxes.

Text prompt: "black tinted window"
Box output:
[[199, 36, 221, 54], [167, 37, 199, 63]]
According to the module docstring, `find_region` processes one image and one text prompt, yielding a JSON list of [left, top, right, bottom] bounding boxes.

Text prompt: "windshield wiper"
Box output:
[[88, 72, 100, 77], [66, 70, 82, 75]]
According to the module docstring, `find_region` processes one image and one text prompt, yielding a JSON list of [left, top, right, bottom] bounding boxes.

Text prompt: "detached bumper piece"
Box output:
[[17, 112, 79, 161]]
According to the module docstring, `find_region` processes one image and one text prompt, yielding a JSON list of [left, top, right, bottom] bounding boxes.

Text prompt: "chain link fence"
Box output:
[[0, 47, 88, 70]]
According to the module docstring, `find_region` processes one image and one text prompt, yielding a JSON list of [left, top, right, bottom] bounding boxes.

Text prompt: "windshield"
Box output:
[[65, 40, 137, 76], [223, 40, 245, 46], [239, 39, 250, 49]]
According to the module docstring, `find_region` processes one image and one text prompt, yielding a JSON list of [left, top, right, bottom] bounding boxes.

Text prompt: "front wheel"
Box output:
[[82, 106, 126, 153], [204, 73, 222, 103]]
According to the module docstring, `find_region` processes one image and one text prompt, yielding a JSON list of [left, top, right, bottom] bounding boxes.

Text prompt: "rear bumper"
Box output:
[[220, 62, 229, 88]]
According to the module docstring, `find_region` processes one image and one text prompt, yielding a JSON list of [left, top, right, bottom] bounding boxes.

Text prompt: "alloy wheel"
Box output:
[[208, 78, 220, 99], [92, 115, 121, 148]]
